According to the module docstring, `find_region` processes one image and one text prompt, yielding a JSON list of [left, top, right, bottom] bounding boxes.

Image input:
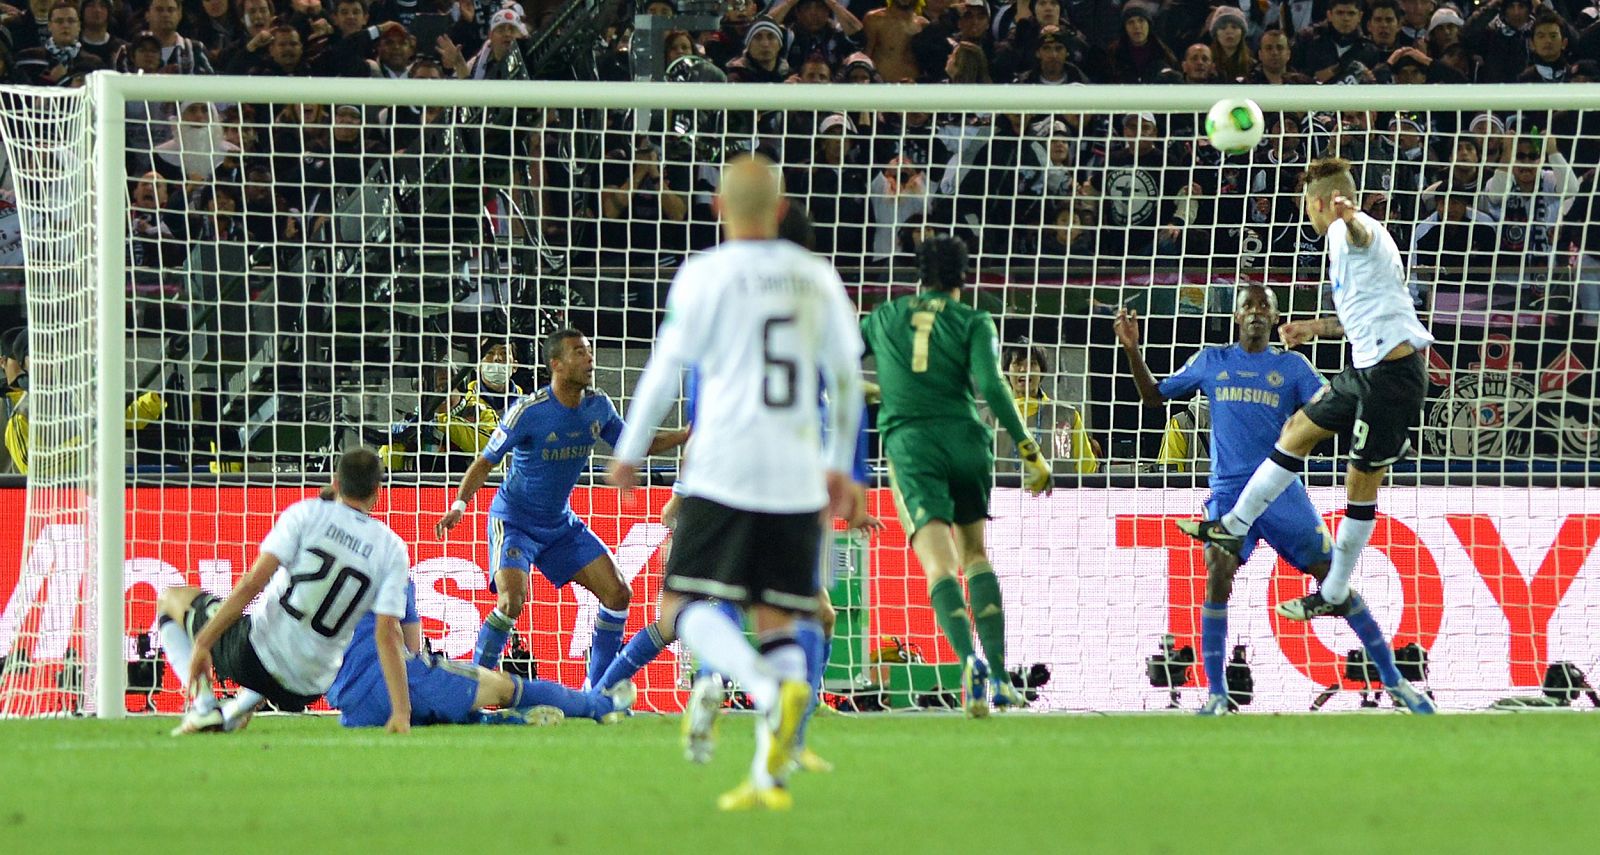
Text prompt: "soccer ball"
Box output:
[[1204, 98, 1265, 154]]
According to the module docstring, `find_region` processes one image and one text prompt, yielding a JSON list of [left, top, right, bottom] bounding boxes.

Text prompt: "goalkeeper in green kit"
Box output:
[[861, 234, 1052, 718]]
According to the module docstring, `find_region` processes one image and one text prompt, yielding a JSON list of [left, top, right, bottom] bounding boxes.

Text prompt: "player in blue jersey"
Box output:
[[434, 328, 688, 688], [1115, 284, 1433, 715], [328, 578, 637, 727]]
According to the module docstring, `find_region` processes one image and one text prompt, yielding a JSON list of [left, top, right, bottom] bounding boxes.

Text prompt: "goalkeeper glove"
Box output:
[[1017, 438, 1053, 496]]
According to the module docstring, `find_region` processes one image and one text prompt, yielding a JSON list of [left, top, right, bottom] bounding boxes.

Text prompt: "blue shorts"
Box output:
[[338, 654, 480, 728], [488, 511, 609, 589], [1204, 479, 1331, 573]]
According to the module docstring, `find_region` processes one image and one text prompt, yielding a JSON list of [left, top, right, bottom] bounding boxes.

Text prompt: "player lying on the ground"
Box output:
[[608, 154, 866, 811], [327, 578, 635, 727], [160, 448, 414, 734], [1116, 285, 1434, 715], [434, 328, 686, 688], [1178, 157, 1439, 645], [859, 232, 1047, 718]]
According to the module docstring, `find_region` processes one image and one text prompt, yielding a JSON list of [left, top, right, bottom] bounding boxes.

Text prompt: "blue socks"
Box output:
[[587, 606, 631, 689], [1201, 602, 1228, 698], [503, 675, 608, 721], [475, 608, 515, 669], [595, 624, 667, 691], [1344, 593, 1402, 687]]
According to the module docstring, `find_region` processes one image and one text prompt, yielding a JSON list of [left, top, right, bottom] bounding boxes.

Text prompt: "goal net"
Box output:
[[1, 76, 1597, 717]]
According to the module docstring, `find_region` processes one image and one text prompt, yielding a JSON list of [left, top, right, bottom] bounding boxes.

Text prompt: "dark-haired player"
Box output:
[[860, 233, 1050, 718], [1177, 158, 1436, 713], [160, 448, 413, 734], [1117, 285, 1428, 714], [434, 329, 686, 689]]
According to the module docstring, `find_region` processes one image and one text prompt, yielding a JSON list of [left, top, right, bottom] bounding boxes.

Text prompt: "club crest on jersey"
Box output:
[[1267, 371, 1284, 387], [589, 421, 601, 439], [1424, 336, 1598, 458]]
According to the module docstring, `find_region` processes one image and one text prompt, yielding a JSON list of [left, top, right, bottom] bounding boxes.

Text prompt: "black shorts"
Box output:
[[664, 496, 823, 612], [186, 594, 321, 712], [1302, 351, 1426, 472]]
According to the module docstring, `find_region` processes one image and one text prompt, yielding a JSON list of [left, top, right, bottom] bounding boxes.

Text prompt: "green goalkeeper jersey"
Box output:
[[861, 291, 1032, 447]]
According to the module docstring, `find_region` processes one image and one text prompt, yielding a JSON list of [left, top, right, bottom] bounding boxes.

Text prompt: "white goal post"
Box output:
[[1, 75, 1597, 718]]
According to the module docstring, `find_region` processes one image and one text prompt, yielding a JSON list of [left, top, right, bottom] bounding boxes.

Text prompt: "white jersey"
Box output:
[[615, 239, 865, 513], [1326, 213, 1433, 369], [251, 498, 410, 695]]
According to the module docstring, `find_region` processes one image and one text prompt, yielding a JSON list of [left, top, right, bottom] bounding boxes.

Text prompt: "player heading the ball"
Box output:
[[1178, 157, 1438, 662]]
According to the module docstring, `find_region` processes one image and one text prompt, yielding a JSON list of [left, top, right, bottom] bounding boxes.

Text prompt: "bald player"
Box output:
[[609, 154, 865, 811]]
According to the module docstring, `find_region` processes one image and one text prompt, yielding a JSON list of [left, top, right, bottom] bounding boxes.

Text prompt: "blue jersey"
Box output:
[[483, 386, 624, 522], [327, 579, 419, 710], [1157, 345, 1325, 487], [683, 367, 869, 484]]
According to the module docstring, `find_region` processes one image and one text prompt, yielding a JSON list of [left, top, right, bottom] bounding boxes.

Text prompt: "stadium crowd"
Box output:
[[0, 0, 1597, 476]]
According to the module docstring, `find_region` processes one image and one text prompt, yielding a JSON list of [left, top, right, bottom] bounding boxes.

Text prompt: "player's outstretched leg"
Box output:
[[910, 521, 986, 717], [156, 587, 223, 735], [475, 667, 637, 724]]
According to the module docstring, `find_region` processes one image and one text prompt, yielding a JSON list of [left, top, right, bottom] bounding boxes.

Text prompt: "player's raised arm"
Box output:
[[435, 453, 495, 539], [1113, 308, 1167, 407], [1278, 316, 1346, 348], [969, 313, 1051, 495]]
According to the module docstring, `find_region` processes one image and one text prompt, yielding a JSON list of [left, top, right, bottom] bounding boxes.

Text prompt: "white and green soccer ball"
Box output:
[[1204, 97, 1265, 155]]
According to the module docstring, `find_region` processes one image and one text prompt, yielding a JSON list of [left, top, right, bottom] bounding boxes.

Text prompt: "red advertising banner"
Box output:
[[2, 485, 1598, 713]]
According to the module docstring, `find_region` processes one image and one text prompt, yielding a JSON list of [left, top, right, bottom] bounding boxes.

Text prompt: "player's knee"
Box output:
[[599, 581, 632, 613], [157, 586, 198, 620], [498, 588, 527, 618], [817, 597, 836, 637]]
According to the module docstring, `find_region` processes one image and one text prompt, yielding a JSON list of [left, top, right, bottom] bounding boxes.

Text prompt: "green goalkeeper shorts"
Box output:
[[884, 422, 994, 537]]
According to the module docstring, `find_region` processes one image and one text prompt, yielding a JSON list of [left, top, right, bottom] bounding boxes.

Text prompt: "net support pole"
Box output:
[[91, 72, 126, 719]]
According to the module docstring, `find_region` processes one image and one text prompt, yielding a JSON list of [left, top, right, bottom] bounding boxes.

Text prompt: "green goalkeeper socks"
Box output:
[[966, 563, 1007, 675], [928, 576, 976, 663]]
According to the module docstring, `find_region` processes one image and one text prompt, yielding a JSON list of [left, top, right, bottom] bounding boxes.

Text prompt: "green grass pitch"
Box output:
[[3, 712, 1598, 853]]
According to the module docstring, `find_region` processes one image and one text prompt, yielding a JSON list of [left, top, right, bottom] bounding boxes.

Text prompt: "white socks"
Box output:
[[221, 689, 264, 730], [678, 600, 779, 708], [1221, 446, 1305, 535], [1322, 502, 1378, 605], [158, 617, 217, 714]]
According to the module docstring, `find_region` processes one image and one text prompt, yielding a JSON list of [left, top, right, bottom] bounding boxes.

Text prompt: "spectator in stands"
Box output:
[[15, 1, 104, 85], [863, 0, 926, 83], [836, 49, 882, 81], [189, 0, 242, 66], [129, 171, 187, 273], [663, 28, 699, 65], [995, 0, 1089, 80], [1297, 0, 1380, 83], [600, 139, 688, 265], [1482, 134, 1580, 277], [2, 329, 28, 473], [151, 101, 239, 184], [1205, 5, 1252, 81], [76, 0, 125, 65], [240, 161, 301, 244], [1564, 168, 1600, 327], [868, 156, 929, 259], [192, 183, 245, 243], [133, 0, 214, 74], [316, 0, 406, 77], [1421, 137, 1484, 212], [5, 0, 55, 53], [1409, 176, 1495, 273], [702, 0, 758, 69], [991, 344, 1100, 474], [1247, 112, 1310, 261], [1014, 25, 1086, 82], [774, 0, 862, 70], [725, 17, 791, 81], [1386, 44, 1433, 82], [1244, 27, 1307, 83], [954, 0, 998, 68], [791, 51, 834, 81], [1179, 41, 1215, 82], [1470, 111, 1513, 168], [789, 112, 869, 257], [374, 21, 416, 77], [1466, 0, 1533, 82], [1098, 111, 1197, 258], [1038, 202, 1095, 257], [1101, 2, 1176, 82], [465, 8, 529, 79], [1519, 10, 1571, 80], [1424, 6, 1463, 57], [1366, 0, 1404, 54], [1398, 0, 1435, 44], [945, 38, 992, 81]]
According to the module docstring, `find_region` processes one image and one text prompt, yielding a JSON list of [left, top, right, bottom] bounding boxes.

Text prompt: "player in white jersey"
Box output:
[[608, 154, 865, 811], [158, 448, 413, 734], [1179, 156, 1438, 630]]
